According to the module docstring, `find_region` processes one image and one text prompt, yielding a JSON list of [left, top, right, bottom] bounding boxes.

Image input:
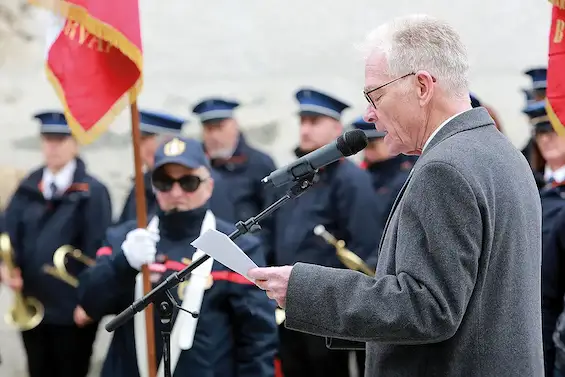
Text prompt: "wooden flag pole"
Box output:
[[130, 101, 157, 377]]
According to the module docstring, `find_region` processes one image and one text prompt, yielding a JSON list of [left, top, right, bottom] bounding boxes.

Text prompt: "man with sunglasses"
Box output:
[[249, 15, 543, 377], [117, 110, 185, 224], [265, 88, 381, 377], [76, 137, 278, 377]]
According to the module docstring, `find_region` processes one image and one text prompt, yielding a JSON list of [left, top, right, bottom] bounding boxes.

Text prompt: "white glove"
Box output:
[[121, 228, 160, 270]]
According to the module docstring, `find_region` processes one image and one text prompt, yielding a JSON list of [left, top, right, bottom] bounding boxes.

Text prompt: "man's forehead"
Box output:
[[364, 52, 389, 89]]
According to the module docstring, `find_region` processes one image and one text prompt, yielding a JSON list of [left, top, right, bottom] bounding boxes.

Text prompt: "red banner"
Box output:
[[29, 0, 143, 144], [547, 0, 565, 137]]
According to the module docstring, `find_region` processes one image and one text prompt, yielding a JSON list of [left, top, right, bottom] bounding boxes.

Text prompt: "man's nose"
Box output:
[[363, 105, 377, 123], [169, 182, 184, 197]]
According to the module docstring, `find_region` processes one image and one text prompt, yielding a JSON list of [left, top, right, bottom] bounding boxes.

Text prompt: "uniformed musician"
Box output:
[[521, 67, 547, 172], [351, 117, 413, 242], [117, 110, 185, 224], [521, 100, 565, 375], [76, 137, 278, 377], [0, 111, 113, 377], [525, 67, 547, 101], [269, 88, 381, 377], [191, 98, 277, 221]]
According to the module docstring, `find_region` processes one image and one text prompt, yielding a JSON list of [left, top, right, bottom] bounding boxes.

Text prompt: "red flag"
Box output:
[[546, 0, 565, 137], [30, 0, 143, 144]]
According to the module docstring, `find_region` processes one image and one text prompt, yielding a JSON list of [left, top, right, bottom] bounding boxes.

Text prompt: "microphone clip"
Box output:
[[164, 288, 199, 319], [287, 172, 319, 199]]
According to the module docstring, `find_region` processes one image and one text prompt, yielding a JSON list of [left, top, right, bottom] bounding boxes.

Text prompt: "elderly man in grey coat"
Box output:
[[249, 14, 544, 377]]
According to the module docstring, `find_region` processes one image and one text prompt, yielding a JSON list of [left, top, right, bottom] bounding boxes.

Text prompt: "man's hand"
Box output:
[[0, 263, 23, 291], [121, 228, 160, 270], [248, 266, 293, 308], [73, 306, 93, 327]]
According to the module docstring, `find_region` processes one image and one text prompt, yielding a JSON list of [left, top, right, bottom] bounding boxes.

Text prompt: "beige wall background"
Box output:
[[1, 0, 551, 213]]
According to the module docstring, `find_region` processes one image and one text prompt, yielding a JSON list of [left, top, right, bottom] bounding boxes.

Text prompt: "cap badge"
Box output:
[[164, 138, 186, 156]]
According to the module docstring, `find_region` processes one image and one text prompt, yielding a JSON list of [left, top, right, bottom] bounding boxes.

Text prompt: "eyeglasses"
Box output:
[[152, 174, 209, 193], [363, 72, 415, 108], [364, 71, 441, 109]]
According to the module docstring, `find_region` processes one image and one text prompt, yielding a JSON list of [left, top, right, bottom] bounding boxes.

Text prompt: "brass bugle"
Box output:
[[275, 225, 377, 326], [313, 224, 375, 276], [0, 233, 44, 331], [42, 245, 95, 288]]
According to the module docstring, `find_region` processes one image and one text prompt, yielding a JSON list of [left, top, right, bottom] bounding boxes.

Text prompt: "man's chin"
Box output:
[[164, 206, 192, 213]]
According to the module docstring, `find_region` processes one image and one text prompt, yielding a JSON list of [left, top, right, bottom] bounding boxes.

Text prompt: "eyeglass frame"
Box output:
[[152, 173, 210, 193], [363, 72, 436, 109]]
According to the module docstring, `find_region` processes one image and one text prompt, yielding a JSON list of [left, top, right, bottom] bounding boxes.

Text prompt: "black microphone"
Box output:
[[261, 129, 368, 187]]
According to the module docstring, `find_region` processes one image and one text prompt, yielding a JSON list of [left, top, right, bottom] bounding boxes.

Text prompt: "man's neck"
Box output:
[[47, 160, 72, 175], [416, 99, 472, 153]]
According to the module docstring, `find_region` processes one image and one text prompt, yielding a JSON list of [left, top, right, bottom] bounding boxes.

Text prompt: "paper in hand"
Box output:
[[191, 229, 258, 283]]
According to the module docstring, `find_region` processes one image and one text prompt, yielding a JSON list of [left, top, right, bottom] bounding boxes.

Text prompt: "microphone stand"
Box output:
[[105, 172, 319, 377]]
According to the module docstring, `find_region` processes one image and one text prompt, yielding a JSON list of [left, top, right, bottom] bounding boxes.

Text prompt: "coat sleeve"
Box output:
[[285, 162, 482, 344], [4, 190, 26, 267], [541, 207, 565, 376], [77, 231, 138, 320], [229, 242, 278, 377], [333, 165, 383, 263]]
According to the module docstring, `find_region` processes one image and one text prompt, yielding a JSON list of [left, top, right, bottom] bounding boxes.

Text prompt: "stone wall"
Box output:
[[0, 0, 552, 214]]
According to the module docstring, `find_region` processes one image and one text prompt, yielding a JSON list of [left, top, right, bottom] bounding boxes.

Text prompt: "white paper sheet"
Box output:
[[191, 229, 258, 283]]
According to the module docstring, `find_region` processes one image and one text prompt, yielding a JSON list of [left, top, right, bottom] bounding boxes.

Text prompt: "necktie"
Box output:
[[50, 182, 59, 199]]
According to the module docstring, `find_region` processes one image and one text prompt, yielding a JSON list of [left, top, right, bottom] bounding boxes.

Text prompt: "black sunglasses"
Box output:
[[152, 174, 209, 193]]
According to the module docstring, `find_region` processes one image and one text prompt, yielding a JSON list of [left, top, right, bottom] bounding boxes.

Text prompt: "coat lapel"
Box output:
[[376, 108, 495, 254], [377, 168, 414, 253]]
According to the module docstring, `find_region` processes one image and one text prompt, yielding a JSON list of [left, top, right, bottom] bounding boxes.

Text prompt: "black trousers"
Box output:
[[20, 322, 98, 377], [279, 326, 350, 377]]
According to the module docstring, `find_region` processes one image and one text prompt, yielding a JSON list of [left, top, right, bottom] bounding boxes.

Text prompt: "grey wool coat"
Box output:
[[285, 108, 545, 377]]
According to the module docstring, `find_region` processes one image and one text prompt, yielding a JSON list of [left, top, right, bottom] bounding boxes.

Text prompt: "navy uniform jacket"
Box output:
[[208, 135, 276, 224], [362, 155, 414, 221], [540, 182, 565, 246], [78, 206, 278, 377], [0, 211, 4, 233], [117, 171, 158, 224], [270, 153, 381, 268], [4, 158, 112, 325], [540, 182, 565, 375]]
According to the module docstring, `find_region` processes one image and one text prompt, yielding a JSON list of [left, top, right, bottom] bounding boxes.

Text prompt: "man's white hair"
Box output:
[[360, 14, 469, 97]]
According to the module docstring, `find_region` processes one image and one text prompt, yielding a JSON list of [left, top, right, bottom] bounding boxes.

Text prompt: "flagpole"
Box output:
[[130, 101, 158, 377]]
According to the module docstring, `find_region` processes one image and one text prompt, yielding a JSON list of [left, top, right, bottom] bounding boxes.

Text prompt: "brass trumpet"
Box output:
[[0, 233, 44, 331], [313, 224, 375, 276], [42, 245, 95, 288]]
